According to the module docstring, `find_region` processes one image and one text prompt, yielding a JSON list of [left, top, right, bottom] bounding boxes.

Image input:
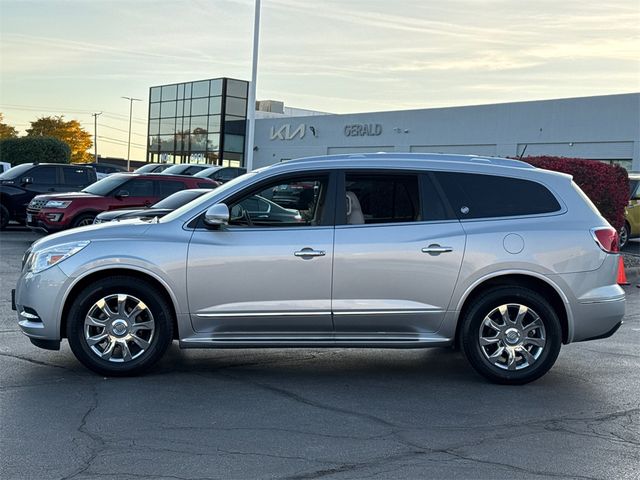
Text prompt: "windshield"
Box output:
[[0, 163, 32, 180], [135, 164, 160, 173], [161, 165, 188, 175], [160, 172, 258, 223], [629, 179, 639, 199], [153, 189, 208, 209], [82, 174, 128, 195], [194, 167, 221, 178]]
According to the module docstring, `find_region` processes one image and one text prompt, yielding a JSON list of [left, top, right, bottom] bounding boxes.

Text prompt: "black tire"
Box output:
[[67, 276, 173, 376], [0, 204, 9, 230], [619, 222, 630, 249], [71, 213, 97, 228], [460, 286, 562, 385]]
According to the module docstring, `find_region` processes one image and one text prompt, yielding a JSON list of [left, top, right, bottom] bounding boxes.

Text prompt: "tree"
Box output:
[[26, 116, 92, 163], [524, 156, 629, 229], [0, 113, 18, 139], [0, 137, 71, 165]]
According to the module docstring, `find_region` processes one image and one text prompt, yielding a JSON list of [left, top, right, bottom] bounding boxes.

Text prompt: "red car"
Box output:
[[26, 173, 217, 233]]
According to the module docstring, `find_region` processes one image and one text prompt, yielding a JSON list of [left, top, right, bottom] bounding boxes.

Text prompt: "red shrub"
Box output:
[[522, 156, 629, 229]]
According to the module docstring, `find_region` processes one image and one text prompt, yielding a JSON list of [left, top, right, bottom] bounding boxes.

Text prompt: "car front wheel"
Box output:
[[67, 276, 173, 376], [461, 286, 562, 385]]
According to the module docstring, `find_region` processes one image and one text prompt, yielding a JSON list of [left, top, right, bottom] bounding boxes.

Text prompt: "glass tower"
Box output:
[[147, 77, 248, 167]]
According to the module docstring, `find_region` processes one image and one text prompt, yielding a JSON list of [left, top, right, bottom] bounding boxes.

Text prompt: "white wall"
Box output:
[[253, 93, 640, 171]]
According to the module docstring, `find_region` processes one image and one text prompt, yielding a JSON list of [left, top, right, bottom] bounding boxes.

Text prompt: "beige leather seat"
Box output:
[[346, 191, 365, 225]]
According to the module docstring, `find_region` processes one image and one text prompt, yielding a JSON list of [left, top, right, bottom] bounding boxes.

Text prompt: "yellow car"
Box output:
[[621, 172, 640, 249]]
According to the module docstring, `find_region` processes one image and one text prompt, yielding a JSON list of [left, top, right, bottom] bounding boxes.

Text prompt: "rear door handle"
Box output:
[[294, 248, 326, 258], [421, 245, 453, 254]]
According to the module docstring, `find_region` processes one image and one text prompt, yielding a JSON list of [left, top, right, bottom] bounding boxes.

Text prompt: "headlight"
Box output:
[[28, 241, 90, 274], [44, 200, 72, 209]]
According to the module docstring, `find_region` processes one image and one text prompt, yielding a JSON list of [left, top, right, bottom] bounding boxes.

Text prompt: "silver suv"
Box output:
[[13, 154, 625, 384]]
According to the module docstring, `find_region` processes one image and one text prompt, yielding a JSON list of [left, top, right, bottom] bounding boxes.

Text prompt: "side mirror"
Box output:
[[204, 203, 229, 227], [22, 177, 33, 185], [115, 190, 129, 199]]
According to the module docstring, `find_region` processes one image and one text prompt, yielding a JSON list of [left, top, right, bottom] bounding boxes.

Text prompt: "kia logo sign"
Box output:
[[344, 123, 382, 137], [270, 124, 306, 141]]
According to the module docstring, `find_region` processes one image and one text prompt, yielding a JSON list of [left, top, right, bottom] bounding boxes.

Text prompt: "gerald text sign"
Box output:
[[344, 123, 382, 137]]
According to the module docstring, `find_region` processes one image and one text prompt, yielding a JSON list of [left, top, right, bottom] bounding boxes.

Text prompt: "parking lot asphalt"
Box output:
[[1, 227, 639, 480]]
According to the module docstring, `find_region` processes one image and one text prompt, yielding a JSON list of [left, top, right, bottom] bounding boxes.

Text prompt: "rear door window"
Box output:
[[342, 173, 422, 225], [62, 167, 91, 187], [434, 172, 561, 219]]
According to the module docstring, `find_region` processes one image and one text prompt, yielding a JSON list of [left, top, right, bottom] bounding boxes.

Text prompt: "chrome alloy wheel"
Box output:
[[478, 304, 546, 371], [84, 294, 155, 363], [77, 217, 95, 227]]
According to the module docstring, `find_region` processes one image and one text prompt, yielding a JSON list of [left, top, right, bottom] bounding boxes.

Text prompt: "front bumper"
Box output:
[[26, 209, 67, 233], [14, 265, 70, 346]]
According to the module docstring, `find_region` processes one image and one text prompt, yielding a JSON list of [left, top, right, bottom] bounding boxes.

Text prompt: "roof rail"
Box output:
[[283, 152, 534, 169]]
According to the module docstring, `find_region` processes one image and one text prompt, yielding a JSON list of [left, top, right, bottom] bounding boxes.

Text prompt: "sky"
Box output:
[[0, 0, 638, 160]]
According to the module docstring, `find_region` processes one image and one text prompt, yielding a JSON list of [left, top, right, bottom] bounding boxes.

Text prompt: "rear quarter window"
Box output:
[[434, 172, 561, 219]]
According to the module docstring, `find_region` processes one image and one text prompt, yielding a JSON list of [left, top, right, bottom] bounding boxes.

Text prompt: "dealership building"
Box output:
[[147, 84, 639, 171]]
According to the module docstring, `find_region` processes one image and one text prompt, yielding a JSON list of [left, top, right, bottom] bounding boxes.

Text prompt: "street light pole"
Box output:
[[122, 96, 142, 171], [91, 112, 102, 163], [245, 0, 261, 172]]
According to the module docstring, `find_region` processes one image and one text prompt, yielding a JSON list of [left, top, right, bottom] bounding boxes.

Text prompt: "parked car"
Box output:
[[83, 162, 127, 180], [620, 172, 640, 248], [194, 166, 246, 183], [134, 163, 172, 174], [161, 164, 211, 176], [14, 153, 624, 384], [0, 163, 97, 229], [93, 188, 211, 224], [25, 173, 216, 232]]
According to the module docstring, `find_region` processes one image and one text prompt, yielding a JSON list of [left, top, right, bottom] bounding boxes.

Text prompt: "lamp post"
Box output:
[[245, 0, 261, 172], [91, 112, 102, 163], [122, 96, 142, 171]]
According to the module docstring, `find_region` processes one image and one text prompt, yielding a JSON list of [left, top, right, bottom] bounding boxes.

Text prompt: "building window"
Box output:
[[148, 78, 248, 166], [225, 97, 246, 117], [161, 85, 177, 101], [192, 81, 209, 98]]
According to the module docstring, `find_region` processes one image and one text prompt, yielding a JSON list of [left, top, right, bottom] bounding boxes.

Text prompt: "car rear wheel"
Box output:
[[461, 286, 562, 385], [72, 213, 96, 228], [67, 276, 173, 376], [0, 204, 9, 229]]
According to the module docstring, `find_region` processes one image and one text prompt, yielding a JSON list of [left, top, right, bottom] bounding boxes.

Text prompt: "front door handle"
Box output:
[[294, 248, 326, 258], [421, 245, 453, 255]]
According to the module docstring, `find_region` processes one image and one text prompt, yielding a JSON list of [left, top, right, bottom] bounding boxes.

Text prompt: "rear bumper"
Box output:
[[570, 294, 625, 343]]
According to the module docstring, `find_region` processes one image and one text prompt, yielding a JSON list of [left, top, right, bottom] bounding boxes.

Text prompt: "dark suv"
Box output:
[[0, 163, 97, 229], [26, 173, 217, 232]]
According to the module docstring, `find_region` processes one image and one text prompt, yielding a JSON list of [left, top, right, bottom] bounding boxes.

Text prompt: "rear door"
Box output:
[[331, 170, 466, 338]]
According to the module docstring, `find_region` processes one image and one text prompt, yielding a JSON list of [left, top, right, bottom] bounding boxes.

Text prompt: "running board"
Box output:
[[179, 335, 452, 349]]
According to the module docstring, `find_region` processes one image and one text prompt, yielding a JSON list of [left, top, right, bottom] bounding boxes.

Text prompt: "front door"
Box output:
[[109, 178, 158, 209], [331, 171, 466, 338], [187, 172, 336, 339]]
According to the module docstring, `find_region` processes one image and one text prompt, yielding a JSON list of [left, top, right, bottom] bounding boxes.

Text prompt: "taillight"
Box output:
[[591, 227, 619, 253]]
